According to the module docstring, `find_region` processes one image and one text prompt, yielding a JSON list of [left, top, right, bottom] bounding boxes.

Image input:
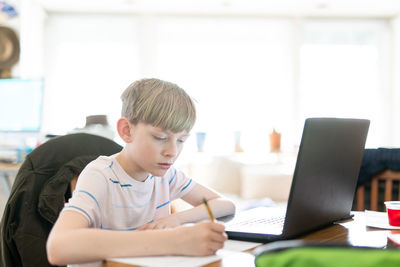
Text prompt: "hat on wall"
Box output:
[[0, 26, 19, 70]]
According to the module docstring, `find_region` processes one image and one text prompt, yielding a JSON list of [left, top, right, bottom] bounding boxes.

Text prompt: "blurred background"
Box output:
[[1, 0, 400, 153], [1, 0, 400, 211]]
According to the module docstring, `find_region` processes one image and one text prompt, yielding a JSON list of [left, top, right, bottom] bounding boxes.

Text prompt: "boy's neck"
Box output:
[[115, 151, 149, 182]]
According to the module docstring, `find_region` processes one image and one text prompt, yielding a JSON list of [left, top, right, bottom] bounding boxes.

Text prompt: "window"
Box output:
[[299, 20, 390, 147], [43, 15, 392, 152], [153, 17, 294, 154], [43, 14, 140, 134]]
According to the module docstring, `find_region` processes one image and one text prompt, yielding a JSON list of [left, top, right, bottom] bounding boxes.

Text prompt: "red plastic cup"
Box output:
[[385, 201, 400, 226]]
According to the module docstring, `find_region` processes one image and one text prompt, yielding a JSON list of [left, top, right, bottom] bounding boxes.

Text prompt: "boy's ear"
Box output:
[[117, 117, 134, 143]]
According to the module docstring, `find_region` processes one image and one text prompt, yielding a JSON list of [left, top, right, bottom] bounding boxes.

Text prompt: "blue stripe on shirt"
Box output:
[[156, 201, 170, 209], [109, 178, 132, 187], [180, 178, 193, 192], [111, 203, 150, 208], [66, 205, 93, 226], [75, 190, 103, 228], [76, 190, 101, 211], [169, 169, 177, 185], [103, 226, 138, 231], [102, 219, 154, 231]]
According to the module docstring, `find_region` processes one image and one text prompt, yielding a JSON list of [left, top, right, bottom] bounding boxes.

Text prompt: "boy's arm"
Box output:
[[139, 183, 235, 230], [46, 210, 227, 265], [47, 210, 171, 264], [174, 183, 236, 223]]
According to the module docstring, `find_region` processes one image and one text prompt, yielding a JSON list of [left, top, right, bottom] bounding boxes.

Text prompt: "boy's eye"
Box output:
[[178, 138, 187, 143], [153, 135, 167, 141]]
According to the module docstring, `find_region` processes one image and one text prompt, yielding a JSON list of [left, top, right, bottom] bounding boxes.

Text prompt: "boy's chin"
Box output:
[[150, 168, 169, 177]]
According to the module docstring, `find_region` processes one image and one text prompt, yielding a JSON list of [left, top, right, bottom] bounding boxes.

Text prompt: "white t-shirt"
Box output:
[[62, 154, 196, 267]]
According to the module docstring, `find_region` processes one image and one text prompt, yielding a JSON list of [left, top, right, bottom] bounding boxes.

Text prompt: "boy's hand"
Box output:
[[171, 221, 227, 256], [138, 216, 181, 230]]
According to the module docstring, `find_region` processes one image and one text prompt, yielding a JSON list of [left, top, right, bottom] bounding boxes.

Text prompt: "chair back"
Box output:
[[0, 133, 122, 267], [356, 170, 400, 211]]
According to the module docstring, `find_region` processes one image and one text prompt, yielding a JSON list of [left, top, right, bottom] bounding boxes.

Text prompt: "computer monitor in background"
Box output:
[[0, 78, 44, 132]]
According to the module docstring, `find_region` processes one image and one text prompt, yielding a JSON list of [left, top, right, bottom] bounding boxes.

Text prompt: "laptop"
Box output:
[[225, 118, 370, 243]]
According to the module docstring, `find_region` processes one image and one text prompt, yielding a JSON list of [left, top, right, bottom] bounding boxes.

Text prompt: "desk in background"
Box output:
[[103, 212, 397, 267], [0, 163, 20, 197]]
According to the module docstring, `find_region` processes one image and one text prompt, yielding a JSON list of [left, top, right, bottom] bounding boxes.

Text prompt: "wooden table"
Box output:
[[103, 212, 397, 267]]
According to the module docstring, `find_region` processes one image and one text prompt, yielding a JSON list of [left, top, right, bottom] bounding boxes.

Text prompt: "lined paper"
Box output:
[[108, 240, 261, 267]]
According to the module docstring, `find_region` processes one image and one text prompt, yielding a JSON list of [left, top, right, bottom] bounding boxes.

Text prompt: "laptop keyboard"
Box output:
[[228, 215, 285, 228], [225, 207, 286, 235]]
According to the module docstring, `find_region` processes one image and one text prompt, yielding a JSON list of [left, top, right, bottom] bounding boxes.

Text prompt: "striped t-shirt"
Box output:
[[63, 154, 196, 267]]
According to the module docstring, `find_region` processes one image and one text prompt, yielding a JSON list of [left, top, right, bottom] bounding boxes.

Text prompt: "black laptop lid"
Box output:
[[283, 118, 370, 238]]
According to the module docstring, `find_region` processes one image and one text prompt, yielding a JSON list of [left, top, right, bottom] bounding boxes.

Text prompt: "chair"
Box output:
[[353, 148, 400, 212], [356, 170, 400, 211], [0, 133, 122, 267]]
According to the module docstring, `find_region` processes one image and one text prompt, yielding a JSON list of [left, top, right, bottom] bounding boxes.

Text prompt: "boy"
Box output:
[[46, 78, 236, 266]]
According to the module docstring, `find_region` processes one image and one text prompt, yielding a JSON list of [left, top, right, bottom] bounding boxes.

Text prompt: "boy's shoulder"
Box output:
[[83, 154, 116, 174]]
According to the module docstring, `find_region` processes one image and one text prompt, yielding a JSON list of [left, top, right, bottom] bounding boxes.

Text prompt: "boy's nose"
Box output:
[[163, 141, 178, 157]]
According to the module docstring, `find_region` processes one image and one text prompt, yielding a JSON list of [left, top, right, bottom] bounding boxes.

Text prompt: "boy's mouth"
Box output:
[[158, 163, 172, 169]]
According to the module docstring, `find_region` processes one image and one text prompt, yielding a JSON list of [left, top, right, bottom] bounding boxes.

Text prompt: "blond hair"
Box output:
[[121, 78, 196, 132]]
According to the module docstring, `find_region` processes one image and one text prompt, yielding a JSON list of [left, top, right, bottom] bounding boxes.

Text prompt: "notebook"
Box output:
[[225, 118, 370, 242]]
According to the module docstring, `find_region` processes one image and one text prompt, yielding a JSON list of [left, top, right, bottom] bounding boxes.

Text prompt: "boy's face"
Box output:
[[126, 122, 189, 179]]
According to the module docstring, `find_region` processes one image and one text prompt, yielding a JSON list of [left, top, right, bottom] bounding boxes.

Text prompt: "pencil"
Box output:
[[203, 198, 215, 221]]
